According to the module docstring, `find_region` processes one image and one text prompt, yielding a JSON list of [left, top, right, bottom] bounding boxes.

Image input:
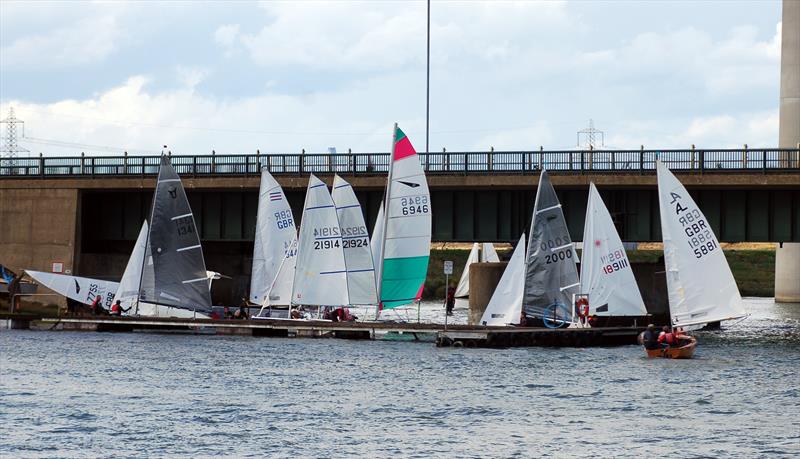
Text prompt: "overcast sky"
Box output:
[[0, 0, 783, 156]]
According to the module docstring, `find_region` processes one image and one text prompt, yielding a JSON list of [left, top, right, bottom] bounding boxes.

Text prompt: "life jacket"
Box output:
[[111, 304, 120, 314]]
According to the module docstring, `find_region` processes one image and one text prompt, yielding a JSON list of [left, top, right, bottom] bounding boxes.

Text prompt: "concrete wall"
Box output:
[[0, 188, 80, 274]]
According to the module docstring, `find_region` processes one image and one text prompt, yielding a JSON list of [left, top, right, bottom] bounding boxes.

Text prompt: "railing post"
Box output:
[[699, 150, 705, 174], [488, 146, 494, 172], [538, 146, 543, 171], [39, 153, 44, 178], [256, 149, 261, 174], [80, 152, 85, 175], [300, 149, 305, 174], [348, 148, 353, 174], [444, 148, 449, 172], [464, 150, 469, 175], [611, 150, 616, 171], [578, 149, 582, 174], [192, 155, 197, 178], [91, 156, 95, 178], [762, 146, 767, 173], [690, 144, 696, 170], [123, 151, 128, 175], [742, 144, 748, 169], [211, 150, 216, 174], [639, 145, 644, 174]]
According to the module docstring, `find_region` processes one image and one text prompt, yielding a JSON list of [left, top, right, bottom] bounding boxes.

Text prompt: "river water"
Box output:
[[1, 298, 798, 458]]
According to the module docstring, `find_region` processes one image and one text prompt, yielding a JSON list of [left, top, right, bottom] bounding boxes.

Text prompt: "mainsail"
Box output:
[[250, 168, 297, 305], [332, 174, 378, 306], [482, 243, 500, 262], [114, 221, 149, 309], [455, 242, 500, 298], [375, 125, 432, 312], [291, 174, 349, 307], [267, 239, 297, 306], [370, 203, 385, 283], [454, 243, 480, 298], [579, 183, 647, 316], [138, 155, 212, 313], [656, 161, 746, 327], [522, 170, 580, 322], [480, 234, 526, 326]]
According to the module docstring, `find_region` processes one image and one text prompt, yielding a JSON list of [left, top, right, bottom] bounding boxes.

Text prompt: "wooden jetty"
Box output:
[[1, 313, 645, 348]]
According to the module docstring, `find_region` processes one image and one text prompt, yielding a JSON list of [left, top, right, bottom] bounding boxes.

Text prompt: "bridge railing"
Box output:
[[1, 148, 798, 177]]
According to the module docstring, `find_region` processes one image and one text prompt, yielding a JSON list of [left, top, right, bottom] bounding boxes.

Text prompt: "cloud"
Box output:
[[1, 14, 123, 68]]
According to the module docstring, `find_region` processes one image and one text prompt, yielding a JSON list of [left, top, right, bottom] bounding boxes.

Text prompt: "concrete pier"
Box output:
[[0, 314, 646, 348], [776, 0, 800, 303], [468, 262, 506, 324]]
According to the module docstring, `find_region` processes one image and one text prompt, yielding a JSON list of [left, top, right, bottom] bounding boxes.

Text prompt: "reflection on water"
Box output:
[[1, 298, 798, 457]]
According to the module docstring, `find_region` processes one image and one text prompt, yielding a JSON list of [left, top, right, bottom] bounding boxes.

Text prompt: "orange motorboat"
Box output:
[[643, 335, 697, 359]]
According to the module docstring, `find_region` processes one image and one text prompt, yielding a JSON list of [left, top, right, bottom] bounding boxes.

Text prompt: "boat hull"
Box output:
[[642, 335, 697, 359]]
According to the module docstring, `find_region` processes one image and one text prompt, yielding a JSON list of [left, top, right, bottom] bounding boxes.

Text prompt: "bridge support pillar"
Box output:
[[468, 262, 506, 325], [775, 243, 800, 303]]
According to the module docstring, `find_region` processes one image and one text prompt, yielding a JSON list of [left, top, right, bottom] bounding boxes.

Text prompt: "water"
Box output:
[[1, 298, 798, 458]]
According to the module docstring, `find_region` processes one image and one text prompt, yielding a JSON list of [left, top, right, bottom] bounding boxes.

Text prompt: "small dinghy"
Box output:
[[640, 334, 697, 359]]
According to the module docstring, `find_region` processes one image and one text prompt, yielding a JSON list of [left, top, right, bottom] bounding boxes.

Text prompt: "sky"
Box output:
[[0, 0, 784, 156]]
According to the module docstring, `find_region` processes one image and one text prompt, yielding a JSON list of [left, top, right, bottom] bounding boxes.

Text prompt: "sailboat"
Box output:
[[27, 156, 216, 318], [480, 234, 526, 326], [135, 154, 212, 317], [374, 124, 432, 318], [522, 169, 581, 328], [455, 242, 500, 298], [250, 168, 297, 307], [643, 161, 747, 357], [291, 174, 349, 310], [332, 174, 378, 309], [579, 183, 648, 320]]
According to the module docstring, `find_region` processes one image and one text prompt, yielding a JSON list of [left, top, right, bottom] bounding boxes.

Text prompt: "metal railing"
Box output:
[[1, 148, 798, 178]]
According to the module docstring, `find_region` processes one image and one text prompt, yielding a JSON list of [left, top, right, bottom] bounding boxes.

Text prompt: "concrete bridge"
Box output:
[[1, 148, 798, 299]]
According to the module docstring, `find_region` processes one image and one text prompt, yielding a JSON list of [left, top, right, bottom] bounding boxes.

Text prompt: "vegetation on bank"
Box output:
[[422, 248, 776, 300]]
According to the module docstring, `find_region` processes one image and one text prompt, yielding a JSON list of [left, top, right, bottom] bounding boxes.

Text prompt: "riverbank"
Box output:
[[423, 248, 776, 299]]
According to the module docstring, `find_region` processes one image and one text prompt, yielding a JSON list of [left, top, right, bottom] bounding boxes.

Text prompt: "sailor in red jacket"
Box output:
[[658, 326, 676, 347]]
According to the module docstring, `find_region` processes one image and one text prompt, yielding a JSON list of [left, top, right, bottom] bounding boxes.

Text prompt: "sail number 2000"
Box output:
[[400, 196, 429, 216]]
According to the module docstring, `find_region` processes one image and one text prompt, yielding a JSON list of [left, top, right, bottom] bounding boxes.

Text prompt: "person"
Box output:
[[89, 295, 103, 316], [238, 304, 249, 320], [445, 284, 456, 316], [642, 324, 659, 350], [658, 325, 676, 347], [109, 300, 130, 316]]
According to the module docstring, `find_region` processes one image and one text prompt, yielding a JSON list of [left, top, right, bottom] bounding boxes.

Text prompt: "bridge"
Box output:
[[1, 148, 799, 306]]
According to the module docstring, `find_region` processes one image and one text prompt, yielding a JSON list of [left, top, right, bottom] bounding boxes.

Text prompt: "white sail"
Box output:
[[454, 243, 480, 298], [25, 270, 119, 309], [481, 243, 500, 262], [291, 174, 349, 307], [250, 168, 297, 305], [266, 238, 297, 306], [656, 160, 746, 327], [114, 221, 149, 309], [332, 175, 378, 306], [370, 203, 385, 284], [480, 234, 526, 326], [579, 183, 647, 316], [375, 125, 432, 311]]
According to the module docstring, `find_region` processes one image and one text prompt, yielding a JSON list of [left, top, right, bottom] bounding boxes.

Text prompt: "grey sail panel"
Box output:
[[522, 170, 580, 321], [139, 155, 212, 313]]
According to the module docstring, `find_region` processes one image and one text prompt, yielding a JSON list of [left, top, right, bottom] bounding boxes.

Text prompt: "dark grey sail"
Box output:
[[522, 170, 580, 322], [139, 155, 211, 313]]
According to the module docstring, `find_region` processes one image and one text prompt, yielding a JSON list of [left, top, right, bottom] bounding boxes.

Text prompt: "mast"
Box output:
[[375, 123, 399, 319]]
